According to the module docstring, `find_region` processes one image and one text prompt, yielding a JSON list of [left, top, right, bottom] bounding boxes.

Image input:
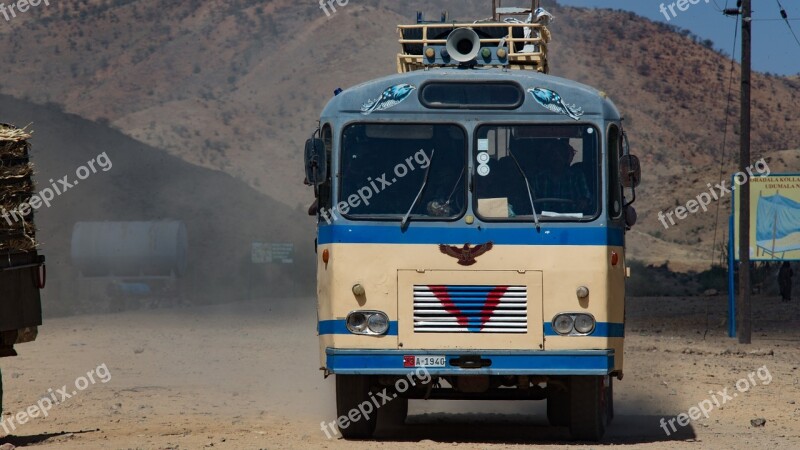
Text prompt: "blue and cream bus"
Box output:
[[305, 3, 640, 441]]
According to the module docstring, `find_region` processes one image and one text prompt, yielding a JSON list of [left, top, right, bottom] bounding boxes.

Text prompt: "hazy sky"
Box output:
[[557, 0, 800, 75]]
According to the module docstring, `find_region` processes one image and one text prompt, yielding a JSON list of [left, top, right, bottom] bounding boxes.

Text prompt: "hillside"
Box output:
[[0, 95, 314, 316], [0, 0, 798, 270]]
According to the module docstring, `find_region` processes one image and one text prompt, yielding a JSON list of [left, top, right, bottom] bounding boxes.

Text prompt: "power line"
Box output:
[[707, 13, 740, 340], [710, 14, 740, 272], [775, 0, 800, 49]]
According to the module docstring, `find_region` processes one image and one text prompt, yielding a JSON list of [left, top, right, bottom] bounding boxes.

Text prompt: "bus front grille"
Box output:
[[413, 285, 527, 333]]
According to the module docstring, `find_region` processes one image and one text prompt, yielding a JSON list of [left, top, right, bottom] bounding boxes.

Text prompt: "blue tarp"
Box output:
[[756, 194, 800, 243]]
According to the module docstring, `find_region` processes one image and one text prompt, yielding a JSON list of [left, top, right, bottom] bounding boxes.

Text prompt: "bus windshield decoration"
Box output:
[[528, 87, 585, 120], [360, 84, 417, 115], [308, 1, 640, 442]]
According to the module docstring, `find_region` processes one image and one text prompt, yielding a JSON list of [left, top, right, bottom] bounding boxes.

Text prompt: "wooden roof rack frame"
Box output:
[[397, 0, 551, 73]]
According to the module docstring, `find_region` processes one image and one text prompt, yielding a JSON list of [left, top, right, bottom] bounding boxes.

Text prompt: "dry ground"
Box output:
[[1, 293, 799, 450]]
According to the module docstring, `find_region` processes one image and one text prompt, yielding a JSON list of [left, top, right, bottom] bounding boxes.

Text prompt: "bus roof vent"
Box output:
[[397, 1, 552, 74]]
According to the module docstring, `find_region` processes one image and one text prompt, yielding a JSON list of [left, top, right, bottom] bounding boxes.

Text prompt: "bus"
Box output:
[[304, 2, 640, 441]]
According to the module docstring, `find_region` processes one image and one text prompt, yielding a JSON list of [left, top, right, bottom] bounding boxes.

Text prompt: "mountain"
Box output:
[[0, 0, 798, 270]]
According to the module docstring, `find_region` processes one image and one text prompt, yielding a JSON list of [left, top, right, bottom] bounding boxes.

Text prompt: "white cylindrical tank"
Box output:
[[71, 221, 188, 277]]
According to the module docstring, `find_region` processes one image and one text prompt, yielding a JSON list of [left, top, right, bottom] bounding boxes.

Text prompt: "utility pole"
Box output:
[[738, 0, 752, 344], [723, 0, 752, 343]]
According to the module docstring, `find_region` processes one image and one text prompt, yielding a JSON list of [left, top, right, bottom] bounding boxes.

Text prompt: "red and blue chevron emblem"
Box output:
[[426, 285, 511, 332]]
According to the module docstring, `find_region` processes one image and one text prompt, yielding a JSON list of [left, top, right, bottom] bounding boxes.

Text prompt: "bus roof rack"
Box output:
[[493, 0, 538, 20], [397, 1, 552, 73]]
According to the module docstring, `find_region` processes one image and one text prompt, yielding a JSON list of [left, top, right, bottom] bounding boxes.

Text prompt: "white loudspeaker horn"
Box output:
[[446, 28, 481, 63]]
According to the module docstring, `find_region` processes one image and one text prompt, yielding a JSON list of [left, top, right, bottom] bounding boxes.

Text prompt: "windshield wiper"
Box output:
[[508, 150, 541, 231], [440, 167, 464, 211], [401, 149, 435, 231]]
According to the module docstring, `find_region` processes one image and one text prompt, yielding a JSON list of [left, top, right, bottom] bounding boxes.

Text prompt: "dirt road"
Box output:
[[1, 295, 798, 449]]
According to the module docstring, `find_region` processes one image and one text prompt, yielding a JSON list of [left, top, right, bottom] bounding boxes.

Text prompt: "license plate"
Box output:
[[404, 355, 446, 367]]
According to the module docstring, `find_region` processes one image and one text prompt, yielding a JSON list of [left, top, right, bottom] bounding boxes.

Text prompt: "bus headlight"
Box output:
[[573, 314, 596, 334], [347, 312, 368, 333], [346, 311, 390, 335], [367, 313, 389, 334], [552, 314, 574, 335], [552, 313, 596, 335]]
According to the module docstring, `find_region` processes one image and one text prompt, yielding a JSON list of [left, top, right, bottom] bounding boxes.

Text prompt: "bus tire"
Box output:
[[379, 395, 408, 427], [335, 375, 378, 439], [546, 377, 570, 427], [568, 375, 606, 441], [606, 377, 614, 424]]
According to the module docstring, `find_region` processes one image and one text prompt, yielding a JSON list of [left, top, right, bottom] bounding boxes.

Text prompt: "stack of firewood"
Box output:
[[0, 123, 37, 252]]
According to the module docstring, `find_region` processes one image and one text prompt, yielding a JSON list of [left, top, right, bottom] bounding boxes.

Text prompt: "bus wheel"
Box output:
[[606, 377, 614, 424], [379, 394, 408, 427], [568, 375, 606, 441], [546, 377, 570, 427], [335, 375, 378, 439]]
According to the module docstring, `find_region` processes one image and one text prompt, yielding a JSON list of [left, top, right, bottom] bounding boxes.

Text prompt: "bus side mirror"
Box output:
[[619, 154, 640, 209], [619, 154, 641, 188], [304, 138, 327, 188]]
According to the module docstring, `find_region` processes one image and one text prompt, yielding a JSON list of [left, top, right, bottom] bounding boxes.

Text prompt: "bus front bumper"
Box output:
[[325, 348, 614, 376]]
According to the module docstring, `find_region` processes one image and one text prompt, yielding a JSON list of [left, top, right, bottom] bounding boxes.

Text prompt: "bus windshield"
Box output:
[[340, 123, 467, 220], [474, 124, 600, 221]]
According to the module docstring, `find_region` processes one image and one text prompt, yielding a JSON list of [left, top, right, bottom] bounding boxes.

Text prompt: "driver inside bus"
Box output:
[[424, 128, 466, 217], [533, 140, 591, 214]]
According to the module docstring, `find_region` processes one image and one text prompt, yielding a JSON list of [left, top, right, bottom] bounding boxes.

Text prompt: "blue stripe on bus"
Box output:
[[325, 348, 615, 375], [319, 320, 623, 337], [318, 224, 624, 246], [543, 322, 625, 337], [319, 320, 399, 336]]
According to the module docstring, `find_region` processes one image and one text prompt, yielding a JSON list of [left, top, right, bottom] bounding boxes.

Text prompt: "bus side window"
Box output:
[[319, 124, 333, 213], [607, 124, 623, 219]]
